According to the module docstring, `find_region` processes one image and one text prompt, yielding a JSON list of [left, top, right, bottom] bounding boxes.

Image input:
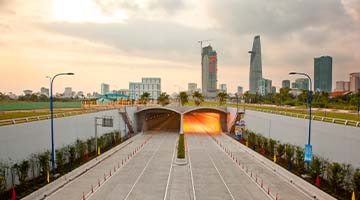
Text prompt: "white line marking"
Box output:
[[187, 135, 197, 200], [123, 136, 165, 200], [163, 138, 177, 200]]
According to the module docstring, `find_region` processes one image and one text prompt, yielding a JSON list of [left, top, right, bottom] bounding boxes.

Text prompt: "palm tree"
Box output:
[[140, 92, 151, 105], [178, 91, 189, 106], [217, 91, 228, 106], [157, 92, 170, 106], [192, 91, 204, 106]]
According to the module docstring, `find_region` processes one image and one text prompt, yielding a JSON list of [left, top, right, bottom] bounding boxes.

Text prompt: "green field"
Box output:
[[0, 101, 81, 111]]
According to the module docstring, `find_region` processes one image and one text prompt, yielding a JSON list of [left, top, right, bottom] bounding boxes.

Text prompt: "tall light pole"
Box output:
[[289, 72, 313, 162], [48, 72, 74, 176]]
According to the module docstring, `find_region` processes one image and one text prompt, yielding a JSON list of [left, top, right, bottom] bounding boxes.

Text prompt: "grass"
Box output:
[[177, 134, 185, 159], [0, 109, 87, 120], [0, 101, 81, 111]]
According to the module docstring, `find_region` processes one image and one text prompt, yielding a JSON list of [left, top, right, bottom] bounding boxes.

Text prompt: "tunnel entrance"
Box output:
[[183, 109, 228, 134], [136, 108, 181, 132]]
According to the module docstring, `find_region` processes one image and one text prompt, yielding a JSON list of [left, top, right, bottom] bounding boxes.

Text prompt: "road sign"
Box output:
[[102, 117, 113, 127], [304, 144, 312, 163]]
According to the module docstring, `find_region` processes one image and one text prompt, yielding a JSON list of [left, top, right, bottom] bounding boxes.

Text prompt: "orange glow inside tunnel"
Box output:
[[183, 112, 221, 134]]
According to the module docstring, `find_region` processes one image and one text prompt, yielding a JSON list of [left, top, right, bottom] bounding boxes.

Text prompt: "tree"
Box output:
[[55, 148, 66, 174], [140, 92, 151, 105], [14, 160, 30, 186], [192, 91, 204, 106], [327, 162, 347, 194], [353, 169, 360, 198], [38, 151, 50, 181], [217, 91, 228, 106], [178, 91, 189, 106], [157, 92, 170, 106]]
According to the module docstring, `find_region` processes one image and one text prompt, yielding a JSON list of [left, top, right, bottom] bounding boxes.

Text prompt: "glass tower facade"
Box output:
[[201, 45, 218, 98], [249, 35, 263, 94], [314, 56, 332, 92]]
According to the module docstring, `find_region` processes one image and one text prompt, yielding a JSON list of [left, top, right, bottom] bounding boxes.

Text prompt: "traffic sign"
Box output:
[[304, 144, 312, 163]]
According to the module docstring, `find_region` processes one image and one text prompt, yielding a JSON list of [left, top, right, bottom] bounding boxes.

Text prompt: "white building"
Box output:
[[64, 87, 73, 98], [129, 78, 161, 100], [40, 87, 49, 96], [188, 83, 197, 95], [23, 90, 33, 95], [335, 81, 350, 91], [237, 86, 243, 96], [101, 83, 110, 95], [219, 84, 227, 93]]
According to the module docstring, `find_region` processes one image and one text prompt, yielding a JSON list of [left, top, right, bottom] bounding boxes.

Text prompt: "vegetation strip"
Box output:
[[177, 134, 185, 159], [229, 130, 360, 200]]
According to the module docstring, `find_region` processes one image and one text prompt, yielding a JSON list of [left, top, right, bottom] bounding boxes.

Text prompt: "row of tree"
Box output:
[[242, 88, 360, 110], [242, 130, 360, 199], [155, 91, 229, 107], [0, 131, 123, 199]]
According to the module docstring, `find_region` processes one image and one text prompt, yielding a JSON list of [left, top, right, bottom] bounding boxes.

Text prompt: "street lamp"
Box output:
[[289, 72, 313, 162], [48, 72, 74, 176]]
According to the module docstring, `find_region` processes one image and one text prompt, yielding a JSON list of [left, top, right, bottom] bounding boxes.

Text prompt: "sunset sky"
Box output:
[[1, 0, 359, 95]]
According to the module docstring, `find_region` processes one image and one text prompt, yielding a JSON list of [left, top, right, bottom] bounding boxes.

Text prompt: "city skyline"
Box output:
[[0, 0, 359, 95]]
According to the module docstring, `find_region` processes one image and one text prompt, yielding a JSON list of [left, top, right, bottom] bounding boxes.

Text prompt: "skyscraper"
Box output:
[[258, 78, 272, 96], [237, 86, 243, 95], [101, 83, 110, 95], [188, 83, 197, 94], [350, 72, 360, 92], [219, 84, 227, 93], [295, 78, 310, 91], [314, 56, 332, 92], [249, 35, 262, 94], [282, 80, 290, 88], [201, 45, 218, 98]]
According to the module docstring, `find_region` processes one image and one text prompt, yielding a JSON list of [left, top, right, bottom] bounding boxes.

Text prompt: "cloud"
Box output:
[[148, 0, 186, 14], [41, 19, 224, 63], [205, 0, 355, 39]]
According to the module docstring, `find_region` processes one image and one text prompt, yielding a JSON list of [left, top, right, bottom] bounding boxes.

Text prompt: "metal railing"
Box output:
[[0, 107, 114, 126], [250, 108, 360, 127]]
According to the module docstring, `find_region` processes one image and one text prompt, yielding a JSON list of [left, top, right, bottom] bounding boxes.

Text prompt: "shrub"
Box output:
[[353, 169, 360, 198], [295, 147, 305, 174], [38, 151, 50, 181], [177, 134, 185, 159], [327, 162, 347, 194], [14, 160, 30, 186], [267, 139, 277, 156], [276, 143, 285, 159], [55, 148, 66, 175]]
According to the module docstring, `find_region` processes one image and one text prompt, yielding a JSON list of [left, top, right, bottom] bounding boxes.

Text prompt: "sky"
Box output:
[[0, 0, 359, 95]]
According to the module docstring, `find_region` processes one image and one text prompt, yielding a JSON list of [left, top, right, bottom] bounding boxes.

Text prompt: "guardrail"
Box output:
[[249, 108, 360, 127], [0, 108, 115, 126]]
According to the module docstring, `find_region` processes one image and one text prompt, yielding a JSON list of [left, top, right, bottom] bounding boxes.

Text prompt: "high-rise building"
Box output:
[[188, 83, 197, 94], [350, 72, 360, 92], [282, 80, 290, 88], [295, 78, 310, 91], [335, 81, 350, 91], [40, 87, 49, 96], [258, 78, 272, 96], [101, 83, 110, 95], [271, 86, 276, 94], [201, 45, 218, 98], [314, 56, 332, 92], [249, 35, 263, 94], [291, 82, 297, 89], [219, 84, 227, 93], [64, 87, 72, 97], [129, 78, 161, 100], [237, 86, 243, 95]]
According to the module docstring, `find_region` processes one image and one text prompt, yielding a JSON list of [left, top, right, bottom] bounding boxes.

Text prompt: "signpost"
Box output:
[[235, 119, 246, 140], [304, 144, 313, 163], [95, 116, 113, 156]]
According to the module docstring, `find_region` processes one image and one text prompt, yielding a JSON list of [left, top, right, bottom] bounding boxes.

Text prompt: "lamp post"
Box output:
[[48, 72, 74, 176], [289, 72, 313, 162]]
